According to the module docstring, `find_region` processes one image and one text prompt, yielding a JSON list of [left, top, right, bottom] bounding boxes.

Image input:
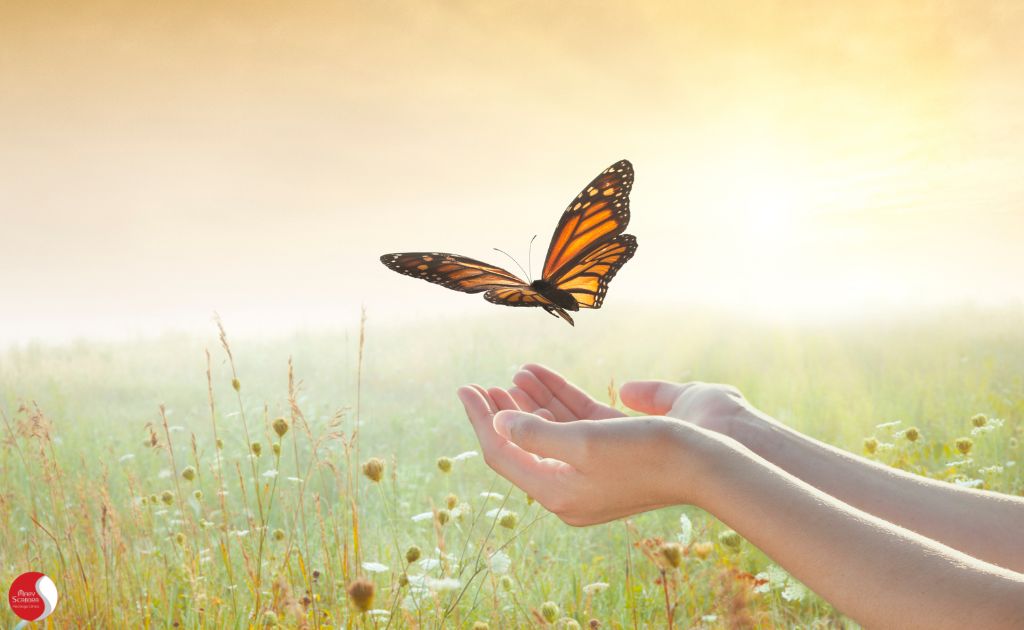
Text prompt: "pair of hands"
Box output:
[[457, 363, 755, 525]]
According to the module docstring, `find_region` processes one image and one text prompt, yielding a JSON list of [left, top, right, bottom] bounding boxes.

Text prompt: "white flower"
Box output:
[[876, 442, 895, 452], [479, 492, 505, 500], [489, 550, 511, 575], [701, 614, 718, 622], [1006, 460, 1016, 467], [971, 418, 1004, 436], [119, 453, 135, 463], [781, 580, 808, 602], [287, 476, 303, 482], [158, 469, 173, 479], [362, 561, 389, 573], [978, 465, 1004, 475], [582, 582, 609, 595], [875, 420, 902, 429], [231, 529, 249, 537], [954, 478, 984, 488], [486, 508, 515, 519], [425, 577, 461, 592], [946, 458, 973, 468], [419, 558, 441, 571], [262, 469, 279, 478], [411, 512, 434, 522], [453, 451, 479, 461], [678, 513, 693, 546], [368, 609, 390, 619]]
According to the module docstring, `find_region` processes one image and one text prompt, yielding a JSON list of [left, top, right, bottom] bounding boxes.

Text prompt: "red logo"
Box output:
[[8, 572, 58, 622]]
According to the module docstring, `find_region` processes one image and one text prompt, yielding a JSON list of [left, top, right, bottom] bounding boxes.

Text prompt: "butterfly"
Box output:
[[380, 159, 637, 326]]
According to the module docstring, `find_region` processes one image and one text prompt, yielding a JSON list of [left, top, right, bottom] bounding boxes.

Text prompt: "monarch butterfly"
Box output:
[[380, 160, 637, 326]]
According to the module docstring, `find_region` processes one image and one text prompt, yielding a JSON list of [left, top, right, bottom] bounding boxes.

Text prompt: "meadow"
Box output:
[[1, 307, 1022, 629]]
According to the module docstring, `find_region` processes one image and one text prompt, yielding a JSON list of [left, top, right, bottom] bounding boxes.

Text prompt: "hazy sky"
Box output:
[[2, 1, 1023, 343]]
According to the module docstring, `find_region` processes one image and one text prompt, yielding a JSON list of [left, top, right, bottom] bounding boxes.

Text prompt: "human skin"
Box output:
[[457, 364, 1024, 629]]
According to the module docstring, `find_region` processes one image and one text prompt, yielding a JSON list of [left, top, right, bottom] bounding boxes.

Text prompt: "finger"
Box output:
[[493, 409, 589, 464], [512, 369, 577, 421], [535, 407, 557, 421], [619, 380, 690, 415], [523, 363, 620, 420], [488, 387, 521, 412], [508, 386, 541, 412], [456, 386, 555, 496]]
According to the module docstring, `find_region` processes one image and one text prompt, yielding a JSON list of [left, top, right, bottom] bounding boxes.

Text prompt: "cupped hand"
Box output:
[[509, 363, 756, 437], [457, 384, 723, 526]]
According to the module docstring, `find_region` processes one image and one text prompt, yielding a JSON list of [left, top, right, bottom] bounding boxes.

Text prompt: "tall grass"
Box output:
[[1, 307, 1021, 628]]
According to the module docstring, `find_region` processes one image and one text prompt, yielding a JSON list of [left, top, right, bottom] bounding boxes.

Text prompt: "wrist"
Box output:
[[664, 421, 748, 508]]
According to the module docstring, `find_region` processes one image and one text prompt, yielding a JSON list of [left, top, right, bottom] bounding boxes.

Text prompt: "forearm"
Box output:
[[728, 408, 1024, 572], [689, 432, 1024, 629]]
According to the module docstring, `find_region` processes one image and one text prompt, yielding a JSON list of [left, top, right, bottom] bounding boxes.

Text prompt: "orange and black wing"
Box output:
[[484, 288, 576, 325], [542, 159, 633, 280], [380, 252, 528, 294], [548, 234, 637, 308]]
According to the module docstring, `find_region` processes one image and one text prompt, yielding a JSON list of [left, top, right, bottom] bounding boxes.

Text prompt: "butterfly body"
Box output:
[[381, 160, 637, 326]]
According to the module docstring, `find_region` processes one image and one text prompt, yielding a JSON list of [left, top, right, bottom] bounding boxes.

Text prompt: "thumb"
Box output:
[[619, 380, 687, 415], [494, 410, 585, 463]]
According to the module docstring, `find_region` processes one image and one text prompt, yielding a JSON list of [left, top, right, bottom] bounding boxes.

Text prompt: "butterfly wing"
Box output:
[[380, 252, 528, 293], [485, 288, 576, 325], [542, 159, 633, 280], [547, 234, 637, 308]]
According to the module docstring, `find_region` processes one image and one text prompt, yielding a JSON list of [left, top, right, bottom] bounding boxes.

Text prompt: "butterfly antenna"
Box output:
[[493, 247, 530, 282], [527, 234, 537, 282]]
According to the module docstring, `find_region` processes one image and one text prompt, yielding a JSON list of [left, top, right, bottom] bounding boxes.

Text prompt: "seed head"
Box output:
[[193, 490, 203, 500], [691, 541, 714, 560], [231, 378, 241, 392], [149, 494, 158, 505], [173, 531, 186, 545], [398, 573, 409, 587], [362, 457, 385, 482], [955, 437, 974, 455], [472, 623, 489, 630], [498, 512, 519, 529], [405, 545, 421, 564], [262, 611, 278, 627], [181, 466, 197, 481], [251, 442, 263, 457], [719, 530, 742, 551], [540, 601, 559, 623], [659, 542, 684, 568], [499, 575, 514, 590], [160, 490, 175, 506], [216, 438, 224, 450], [863, 437, 879, 454], [272, 417, 289, 437], [904, 427, 920, 442], [1010, 437, 1019, 450], [272, 528, 285, 541], [436, 509, 451, 525], [437, 457, 453, 473], [971, 414, 988, 428], [564, 621, 582, 630], [346, 578, 375, 613], [446, 493, 458, 509], [272, 443, 281, 456]]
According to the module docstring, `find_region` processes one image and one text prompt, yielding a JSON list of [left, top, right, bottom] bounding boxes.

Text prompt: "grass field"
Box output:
[[2, 307, 1022, 629]]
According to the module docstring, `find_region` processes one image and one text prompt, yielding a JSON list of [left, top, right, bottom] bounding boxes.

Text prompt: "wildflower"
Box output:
[[489, 550, 511, 575], [411, 512, 433, 523], [362, 561, 389, 573], [251, 442, 262, 457], [955, 437, 974, 455], [405, 545, 421, 563], [272, 417, 289, 437], [446, 493, 459, 509], [472, 623, 489, 630], [453, 450, 478, 461], [160, 490, 175, 506], [582, 582, 609, 595], [139, 496, 148, 505], [499, 575, 514, 590], [863, 437, 878, 454], [426, 577, 461, 593], [562, 620, 582, 630], [271, 443, 281, 456], [979, 465, 1004, 475], [875, 420, 902, 429], [262, 611, 278, 626], [173, 532, 186, 545], [781, 580, 808, 602], [659, 542, 684, 568], [954, 478, 984, 488], [904, 427, 920, 442], [971, 414, 988, 428], [262, 469, 279, 478], [346, 578, 375, 613], [272, 528, 285, 541], [719, 530, 742, 551], [701, 615, 719, 623], [362, 457, 385, 482], [1010, 437, 1019, 450], [119, 453, 135, 463], [691, 542, 714, 560], [193, 490, 203, 501], [368, 610, 390, 620], [499, 512, 519, 529], [972, 417, 1004, 436], [452, 502, 472, 521], [436, 509, 451, 525], [437, 457, 453, 473], [541, 601, 560, 623], [678, 513, 693, 545], [216, 438, 224, 450], [397, 573, 409, 587], [480, 492, 504, 500], [232, 378, 241, 392], [149, 494, 158, 505]]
